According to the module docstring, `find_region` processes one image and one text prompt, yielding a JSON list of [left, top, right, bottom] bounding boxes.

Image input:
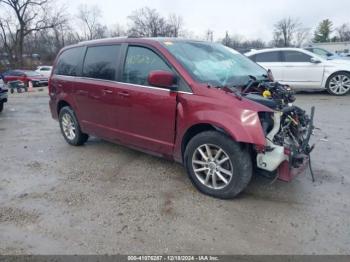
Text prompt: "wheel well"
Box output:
[[326, 71, 350, 86], [57, 100, 70, 115], [181, 123, 235, 160]]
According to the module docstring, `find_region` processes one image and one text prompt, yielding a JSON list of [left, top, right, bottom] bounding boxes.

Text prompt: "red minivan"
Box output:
[[49, 38, 311, 199]]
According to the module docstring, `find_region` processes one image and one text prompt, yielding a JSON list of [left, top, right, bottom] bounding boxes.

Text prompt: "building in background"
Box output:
[[311, 41, 350, 54]]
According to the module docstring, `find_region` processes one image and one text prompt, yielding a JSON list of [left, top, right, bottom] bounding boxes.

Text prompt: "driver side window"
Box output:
[[122, 46, 172, 86]]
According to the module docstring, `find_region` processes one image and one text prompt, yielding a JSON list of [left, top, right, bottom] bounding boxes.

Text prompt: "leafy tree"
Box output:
[[313, 19, 333, 42]]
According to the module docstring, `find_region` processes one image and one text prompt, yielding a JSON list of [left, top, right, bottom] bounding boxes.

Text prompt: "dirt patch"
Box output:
[[0, 207, 39, 226]]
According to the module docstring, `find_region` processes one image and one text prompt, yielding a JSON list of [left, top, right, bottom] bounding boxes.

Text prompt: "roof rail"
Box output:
[[78, 36, 129, 44]]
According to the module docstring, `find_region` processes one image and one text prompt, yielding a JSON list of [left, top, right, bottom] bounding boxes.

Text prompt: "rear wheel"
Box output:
[[0, 102, 3, 112], [184, 131, 252, 199], [326, 72, 350, 96], [59, 106, 89, 146]]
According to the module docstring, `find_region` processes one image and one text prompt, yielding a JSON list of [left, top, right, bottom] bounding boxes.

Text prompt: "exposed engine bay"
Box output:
[[242, 78, 315, 181]]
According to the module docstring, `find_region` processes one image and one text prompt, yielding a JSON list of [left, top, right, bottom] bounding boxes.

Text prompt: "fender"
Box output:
[[173, 100, 267, 163]]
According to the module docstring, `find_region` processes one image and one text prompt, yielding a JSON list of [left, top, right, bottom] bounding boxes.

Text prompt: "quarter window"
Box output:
[[122, 46, 172, 86], [54, 47, 85, 76], [282, 51, 311, 62], [83, 45, 121, 81], [254, 51, 281, 62]]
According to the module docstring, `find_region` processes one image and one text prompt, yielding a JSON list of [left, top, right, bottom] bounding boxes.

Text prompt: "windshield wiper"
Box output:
[[207, 83, 242, 100], [241, 75, 259, 94]]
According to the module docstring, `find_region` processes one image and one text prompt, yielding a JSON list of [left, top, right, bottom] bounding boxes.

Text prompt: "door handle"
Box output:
[[117, 91, 130, 97], [103, 89, 113, 94]]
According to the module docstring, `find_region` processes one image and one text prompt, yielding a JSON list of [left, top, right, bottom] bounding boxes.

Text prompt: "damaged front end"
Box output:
[[245, 83, 315, 182]]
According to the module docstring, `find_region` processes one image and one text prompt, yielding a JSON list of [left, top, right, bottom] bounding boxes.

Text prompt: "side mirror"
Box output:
[[148, 70, 177, 90], [310, 57, 321, 64]]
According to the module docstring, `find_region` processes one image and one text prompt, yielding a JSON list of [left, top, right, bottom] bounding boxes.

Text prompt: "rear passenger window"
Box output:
[[282, 51, 311, 62], [54, 47, 85, 76], [255, 51, 281, 62], [122, 46, 172, 86], [83, 45, 120, 81]]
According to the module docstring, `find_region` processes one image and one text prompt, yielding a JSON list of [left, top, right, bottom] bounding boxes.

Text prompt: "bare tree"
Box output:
[[0, 0, 66, 66], [128, 7, 169, 37], [273, 17, 300, 47], [294, 27, 311, 47], [109, 23, 126, 37], [205, 29, 214, 42], [336, 23, 350, 42], [221, 32, 265, 52], [77, 4, 106, 40], [0, 15, 17, 65], [167, 14, 183, 37]]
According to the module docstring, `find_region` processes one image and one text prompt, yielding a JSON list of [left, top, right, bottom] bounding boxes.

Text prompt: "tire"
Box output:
[[184, 131, 252, 199], [326, 72, 350, 96], [59, 106, 89, 146], [10, 88, 14, 94], [0, 102, 3, 113]]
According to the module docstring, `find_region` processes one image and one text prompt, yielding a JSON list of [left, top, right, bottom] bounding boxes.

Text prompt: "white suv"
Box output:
[[245, 48, 350, 95]]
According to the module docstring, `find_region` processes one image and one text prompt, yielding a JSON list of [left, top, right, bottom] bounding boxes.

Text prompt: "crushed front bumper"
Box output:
[[256, 107, 315, 182], [278, 156, 309, 182]]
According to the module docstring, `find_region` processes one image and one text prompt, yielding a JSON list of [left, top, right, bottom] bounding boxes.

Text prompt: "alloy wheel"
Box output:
[[192, 144, 233, 190], [329, 74, 350, 95], [61, 113, 76, 140]]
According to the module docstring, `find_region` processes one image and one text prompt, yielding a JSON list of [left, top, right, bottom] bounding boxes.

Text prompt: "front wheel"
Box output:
[[326, 72, 350, 96], [59, 106, 89, 146], [184, 131, 252, 199], [0, 102, 3, 112]]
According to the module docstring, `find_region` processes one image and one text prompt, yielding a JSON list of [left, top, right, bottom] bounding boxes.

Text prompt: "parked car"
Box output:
[[2, 70, 48, 87], [0, 77, 8, 112], [245, 48, 350, 95], [339, 52, 350, 59], [303, 47, 348, 60], [35, 66, 53, 77], [49, 38, 313, 199]]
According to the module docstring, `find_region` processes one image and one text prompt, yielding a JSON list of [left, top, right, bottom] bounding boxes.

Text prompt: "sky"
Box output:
[[61, 0, 350, 41]]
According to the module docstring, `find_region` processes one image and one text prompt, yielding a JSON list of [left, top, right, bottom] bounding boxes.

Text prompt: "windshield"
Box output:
[[162, 41, 267, 87], [25, 71, 41, 77]]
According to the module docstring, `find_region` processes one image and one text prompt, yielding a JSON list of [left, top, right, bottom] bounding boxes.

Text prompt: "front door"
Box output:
[[115, 45, 178, 156], [280, 50, 324, 88]]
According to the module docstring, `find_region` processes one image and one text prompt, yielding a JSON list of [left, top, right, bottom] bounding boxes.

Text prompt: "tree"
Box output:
[[313, 19, 333, 43], [221, 32, 265, 52], [167, 14, 183, 37], [128, 7, 167, 37], [273, 17, 300, 47], [127, 7, 183, 38], [336, 23, 350, 42], [294, 27, 311, 47], [0, 0, 66, 66], [109, 23, 126, 37], [205, 29, 214, 42], [77, 4, 106, 40]]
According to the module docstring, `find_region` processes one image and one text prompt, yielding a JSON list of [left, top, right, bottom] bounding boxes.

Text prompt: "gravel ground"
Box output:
[[0, 88, 349, 255]]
